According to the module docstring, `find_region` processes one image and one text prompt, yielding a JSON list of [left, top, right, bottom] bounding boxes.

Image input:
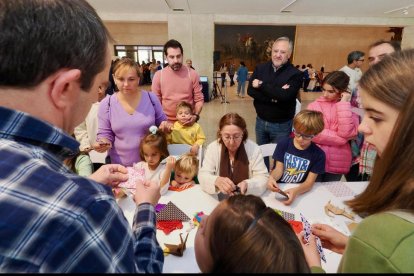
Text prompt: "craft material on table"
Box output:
[[322, 181, 356, 197]]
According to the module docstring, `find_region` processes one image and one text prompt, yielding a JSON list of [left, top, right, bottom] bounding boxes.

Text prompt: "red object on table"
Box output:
[[288, 220, 303, 234], [157, 220, 183, 234]]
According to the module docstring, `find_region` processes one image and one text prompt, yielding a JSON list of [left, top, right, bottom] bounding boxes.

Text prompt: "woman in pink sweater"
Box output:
[[308, 71, 359, 182]]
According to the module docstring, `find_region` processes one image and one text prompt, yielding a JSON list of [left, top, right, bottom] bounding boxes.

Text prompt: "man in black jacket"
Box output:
[[247, 37, 302, 168]]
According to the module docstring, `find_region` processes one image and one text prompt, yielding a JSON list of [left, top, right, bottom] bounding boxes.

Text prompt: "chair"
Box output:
[[88, 150, 107, 164], [167, 144, 203, 169], [295, 99, 302, 116], [259, 143, 277, 172]]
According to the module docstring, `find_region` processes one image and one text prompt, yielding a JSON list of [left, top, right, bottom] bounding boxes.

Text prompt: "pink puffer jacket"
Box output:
[[308, 97, 359, 174]]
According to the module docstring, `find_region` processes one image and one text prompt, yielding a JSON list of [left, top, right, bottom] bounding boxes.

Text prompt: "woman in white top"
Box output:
[[198, 113, 268, 197]]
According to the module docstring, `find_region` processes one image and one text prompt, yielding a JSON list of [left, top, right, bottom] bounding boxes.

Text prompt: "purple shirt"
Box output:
[[97, 90, 166, 166]]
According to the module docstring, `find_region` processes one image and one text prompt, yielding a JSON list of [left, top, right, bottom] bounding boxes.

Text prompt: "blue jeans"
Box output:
[[255, 117, 292, 169], [237, 81, 246, 96]]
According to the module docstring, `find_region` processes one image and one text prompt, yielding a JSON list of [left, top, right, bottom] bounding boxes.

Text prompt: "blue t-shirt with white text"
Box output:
[[273, 137, 325, 183]]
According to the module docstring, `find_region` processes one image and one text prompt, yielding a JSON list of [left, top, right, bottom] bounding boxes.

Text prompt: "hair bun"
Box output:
[[149, 125, 158, 135]]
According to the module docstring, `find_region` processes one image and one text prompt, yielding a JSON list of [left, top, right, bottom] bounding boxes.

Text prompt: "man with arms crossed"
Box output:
[[247, 37, 302, 168], [0, 0, 163, 272]]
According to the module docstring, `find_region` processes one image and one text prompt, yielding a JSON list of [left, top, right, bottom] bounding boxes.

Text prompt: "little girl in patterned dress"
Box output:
[[117, 126, 174, 197]]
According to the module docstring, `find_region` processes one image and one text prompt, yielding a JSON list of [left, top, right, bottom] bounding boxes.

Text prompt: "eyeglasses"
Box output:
[[221, 134, 243, 142], [321, 87, 338, 94], [293, 129, 315, 140]]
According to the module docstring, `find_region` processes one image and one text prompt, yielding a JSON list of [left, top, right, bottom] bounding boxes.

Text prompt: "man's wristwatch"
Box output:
[[194, 114, 200, 122]]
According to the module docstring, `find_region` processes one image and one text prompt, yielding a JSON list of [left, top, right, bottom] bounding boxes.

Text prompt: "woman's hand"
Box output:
[[297, 232, 322, 268], [215, 176, 236, 194], [311, 223, 349, 254], [237, 181, 248, 194], [159, 121, 173, 133], [93, 138, 111, 152]]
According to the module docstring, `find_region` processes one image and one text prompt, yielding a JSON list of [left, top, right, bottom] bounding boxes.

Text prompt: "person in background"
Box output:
[[236, 61, 248, 98], [167, 101, 206, 156], [339, 50, 365, 95], [94, 58, 168, 166], [267, 110, 325, 205], [156, 60, 162, 71], [247, 37, 303, 170], [186, 58, 195, 70], [152, 39, 204, 124], [228, 63, 236, 86], [149, 58, 158, 82], [0, 0, 163, 272], [74, 85, 106, 152], [198, 113, 268, 197], [307, 71, 359, 182], [346, 40, 401, 182], [300, 49, 414, 273], [194, 194, 310, 273], [219, 62, 228, 88]]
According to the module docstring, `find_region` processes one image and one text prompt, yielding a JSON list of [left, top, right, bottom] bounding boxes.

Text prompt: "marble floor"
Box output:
[[197, 84, 321, 145], [143, 82, 321, 145]]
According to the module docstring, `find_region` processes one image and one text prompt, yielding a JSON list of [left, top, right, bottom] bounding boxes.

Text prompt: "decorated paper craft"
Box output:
[[163, 233, 189, 257], [156, 201, 190, 222], [274, 209, 295, 221], [322, 181, 356, 198], [324, 201, 355, 220], [192, 211, 204, 227], [157, 220, 183, 235], [168, 183, 195, 192], [118, 165, 146, 194], [155, 203, 166, 213], [300, 213, 326, 263]]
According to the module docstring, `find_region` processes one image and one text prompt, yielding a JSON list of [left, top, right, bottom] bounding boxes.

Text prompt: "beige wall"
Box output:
[[294, 25, 392, 73], [104, 22, 168, 55]]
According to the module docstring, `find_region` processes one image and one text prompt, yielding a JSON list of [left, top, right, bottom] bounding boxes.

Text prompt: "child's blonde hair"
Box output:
[[176, 101, 193, 114], [175, 153, 199, 178], [139, 127, 169, 161], [293, 110, 324, 135]]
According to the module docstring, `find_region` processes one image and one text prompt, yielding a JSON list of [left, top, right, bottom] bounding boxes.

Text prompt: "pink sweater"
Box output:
[[151, 66, 204, 122], [308, 97, 359, 174]]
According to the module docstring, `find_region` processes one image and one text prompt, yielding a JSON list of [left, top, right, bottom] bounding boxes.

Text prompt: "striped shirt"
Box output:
[[0, 106, 163, 272]]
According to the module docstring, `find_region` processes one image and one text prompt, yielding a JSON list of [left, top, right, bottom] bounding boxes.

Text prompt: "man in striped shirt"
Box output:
[[0, 0, 163, 272]]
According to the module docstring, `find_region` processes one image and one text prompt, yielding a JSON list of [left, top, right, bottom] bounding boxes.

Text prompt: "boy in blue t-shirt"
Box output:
[[267, 110, 325, 205]]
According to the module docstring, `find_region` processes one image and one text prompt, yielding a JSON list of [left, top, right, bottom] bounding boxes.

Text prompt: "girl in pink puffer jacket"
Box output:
[[307, 71, 359, 182]]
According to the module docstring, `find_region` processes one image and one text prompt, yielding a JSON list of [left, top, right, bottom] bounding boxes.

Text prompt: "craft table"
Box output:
[[118, 181, 368, 273]]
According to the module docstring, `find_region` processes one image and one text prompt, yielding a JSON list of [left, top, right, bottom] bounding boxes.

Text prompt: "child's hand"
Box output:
[[171, 180, 179, 187], [190, 144, 199, 155], [282, 187, 299, 205], [297, 232, 322, 268], [180, 181, 195, 189], [267, 176, 279, 192]]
